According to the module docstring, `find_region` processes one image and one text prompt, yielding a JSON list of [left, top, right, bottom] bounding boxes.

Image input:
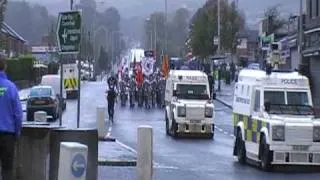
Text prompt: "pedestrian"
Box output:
[[0, 57, 23, 180], [106, 84, 117, 122]]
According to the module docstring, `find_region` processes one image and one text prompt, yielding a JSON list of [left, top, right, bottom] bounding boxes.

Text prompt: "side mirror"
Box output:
[[173, 90, 177, 96], [264, 101, 271, 112]]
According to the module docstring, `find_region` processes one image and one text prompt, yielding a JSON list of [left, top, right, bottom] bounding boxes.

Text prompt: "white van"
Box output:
[[58, 63, 79, 99], [164, 70, 215, 138], [41, 75, 67, 110], [232, 69, 320, 171]]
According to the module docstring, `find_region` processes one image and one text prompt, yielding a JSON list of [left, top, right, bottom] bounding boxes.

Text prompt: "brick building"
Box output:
[[0, 22, 27, 57]]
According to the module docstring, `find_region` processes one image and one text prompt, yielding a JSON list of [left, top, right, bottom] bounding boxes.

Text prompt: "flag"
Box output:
[[162, 55, 169, 79]]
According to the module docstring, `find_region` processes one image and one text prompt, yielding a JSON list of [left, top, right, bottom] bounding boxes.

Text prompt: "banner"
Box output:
[[141, 56, 155, 76]]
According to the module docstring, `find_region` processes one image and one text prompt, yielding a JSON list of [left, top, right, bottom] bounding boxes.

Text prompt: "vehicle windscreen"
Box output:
[[30, 88, 52, 97], [176, 84, 209, 100], [264, 91, 313, 115]]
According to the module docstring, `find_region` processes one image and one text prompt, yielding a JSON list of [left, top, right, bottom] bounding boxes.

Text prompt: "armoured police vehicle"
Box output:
[[165, 70, 215, 138], [232, 68, 320, 171]]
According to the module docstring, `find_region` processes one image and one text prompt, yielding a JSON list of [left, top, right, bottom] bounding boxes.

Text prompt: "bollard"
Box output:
[[96, 106, 107, 139], [50, 128, 98, 180], [137, 125, 153, 180], [58, 142, 88, 180], [34, 111, 47, 122]]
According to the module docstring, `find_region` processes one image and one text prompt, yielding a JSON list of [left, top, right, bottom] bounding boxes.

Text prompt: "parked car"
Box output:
[[26, 85, 60, 122], [247, 63, 260, 70]]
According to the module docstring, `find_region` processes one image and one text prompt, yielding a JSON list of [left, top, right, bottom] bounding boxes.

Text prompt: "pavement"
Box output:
[[18, 80, 320, 179], [215, 80, 235, 109]]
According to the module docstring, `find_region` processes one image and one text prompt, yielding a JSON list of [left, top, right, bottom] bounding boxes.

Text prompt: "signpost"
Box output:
[[56, 11, 81, 54], [56, 10, 82, 127]]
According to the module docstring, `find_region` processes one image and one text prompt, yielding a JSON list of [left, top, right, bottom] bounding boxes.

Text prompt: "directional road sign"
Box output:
[[56, 11, 82, 54], [71, 153, 86, 178]]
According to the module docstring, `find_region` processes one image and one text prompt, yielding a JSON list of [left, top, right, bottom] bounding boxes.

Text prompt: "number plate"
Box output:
[[292, 145, 309, 151], [190, 120, 201, 124], [35, 100, 45, 104]]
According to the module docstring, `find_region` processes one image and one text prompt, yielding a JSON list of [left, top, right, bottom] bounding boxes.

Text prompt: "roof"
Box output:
[[1, 22, 26, 43], [32, 85, 53, 89], [238, 69, 309, 87], [238, 29, 259, 42], [169, 70, 207, 77]]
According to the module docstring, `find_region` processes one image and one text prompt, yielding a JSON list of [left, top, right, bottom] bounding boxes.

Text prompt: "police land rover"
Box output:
[[232, 68, 320, 171], [165, 70, 214, 138]]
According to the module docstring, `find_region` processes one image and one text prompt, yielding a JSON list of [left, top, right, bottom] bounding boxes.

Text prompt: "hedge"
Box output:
[[5, 55, 35, 82]]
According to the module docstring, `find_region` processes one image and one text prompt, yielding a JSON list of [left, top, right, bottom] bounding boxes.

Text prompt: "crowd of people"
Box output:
[[105, 65, 166, 122]]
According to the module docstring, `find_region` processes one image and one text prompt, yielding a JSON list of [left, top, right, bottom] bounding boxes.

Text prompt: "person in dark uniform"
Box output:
[[106, 84, 117, 122], [0, 57, 23, 180], [107, 73, 118, 89]]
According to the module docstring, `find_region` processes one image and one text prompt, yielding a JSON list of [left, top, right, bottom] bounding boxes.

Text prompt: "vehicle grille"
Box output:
[[274, 152, 285, 162], [189, 124, 202, 132], [290, 153, 308, 163], [313, 154, 320, 163], [285, 125, 312, 144], [186, 107, 204, 120]]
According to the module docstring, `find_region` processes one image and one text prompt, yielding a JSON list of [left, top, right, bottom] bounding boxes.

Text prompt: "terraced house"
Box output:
[[0, 22, 27, 57], [304, 0, 320, 106]]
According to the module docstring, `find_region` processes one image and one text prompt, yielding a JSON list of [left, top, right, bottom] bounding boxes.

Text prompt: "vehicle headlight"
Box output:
[[272, 125, 285, 141], [205, 106, 213, 118], [313, 127, 320, 142], [177, 106, 186, 117]]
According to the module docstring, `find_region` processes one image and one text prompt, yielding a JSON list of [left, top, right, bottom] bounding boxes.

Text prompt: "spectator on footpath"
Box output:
[[0, 57, 23, 180]]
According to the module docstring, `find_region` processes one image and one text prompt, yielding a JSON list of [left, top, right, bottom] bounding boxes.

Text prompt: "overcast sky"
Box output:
[[10, 0, 300, 26]]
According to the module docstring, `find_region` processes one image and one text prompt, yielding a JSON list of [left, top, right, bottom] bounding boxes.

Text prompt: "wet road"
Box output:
[[21, 82, 320, 179]]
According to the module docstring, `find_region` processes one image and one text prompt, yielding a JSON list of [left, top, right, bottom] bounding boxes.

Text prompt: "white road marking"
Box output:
[[115, 140, 137, 154]]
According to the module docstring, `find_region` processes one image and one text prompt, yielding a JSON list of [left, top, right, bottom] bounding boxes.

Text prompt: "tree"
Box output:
[[143, 12, 166, 63], [0, 0, 7, 25], [189, 7, 213, 59], [264, 5, 286, 35], [4, 1, 57, 45], [75, 0, 96, 32], [0, 0, 8, 50], [189, 0, 245, 59], [168, 8, 190, 57], [97, 46, 109, 73]]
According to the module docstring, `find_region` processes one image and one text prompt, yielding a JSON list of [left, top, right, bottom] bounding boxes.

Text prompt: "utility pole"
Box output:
[[217, 0, 221, 55], [165, 0, 168, 53], [70, 0, 73, 11], [154, 17, 157, 53], [217, 0, 221, 92], [150, 31, 153, 50], [298, 0, 304, 65]]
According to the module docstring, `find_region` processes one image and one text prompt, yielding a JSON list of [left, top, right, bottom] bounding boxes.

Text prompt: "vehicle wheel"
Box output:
[[260, 136, 273, 171], [165, 113, 170, 135], [26, 111, 33, 121], [171, 118, 178, 137], [207, 133, 214, 139], [236, 131, 246, 164]]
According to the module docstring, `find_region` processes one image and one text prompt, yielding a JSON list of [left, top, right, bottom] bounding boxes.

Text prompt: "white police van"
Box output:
[[164, 70, 215, 138], [232, 68, 320, 171]]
